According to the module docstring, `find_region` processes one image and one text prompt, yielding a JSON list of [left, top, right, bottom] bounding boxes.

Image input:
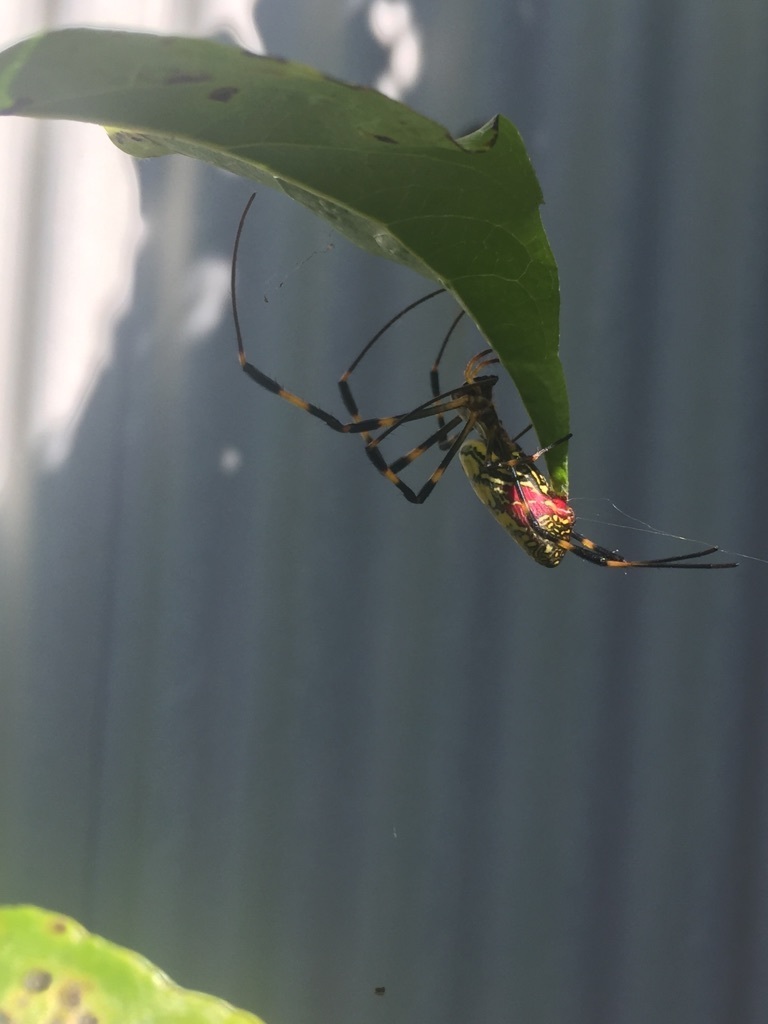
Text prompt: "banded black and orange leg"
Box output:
[[356, 384, 487, 501], [489, 431, 573, 475], [554, 531, 731, 569], [363, 415, 478, 504], [233, 193, 424, 439], [427, 310, 469, 449], [337, 287, 447, 443], [234, 194, 484, 499]]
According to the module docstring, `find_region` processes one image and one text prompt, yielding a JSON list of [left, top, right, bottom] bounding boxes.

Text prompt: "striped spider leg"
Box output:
[[232, 193, 507, 502]]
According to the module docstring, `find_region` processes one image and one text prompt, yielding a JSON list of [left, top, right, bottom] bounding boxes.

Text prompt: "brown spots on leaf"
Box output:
[[23, 969, 52, 992], [373, 134, 398, 144], [112, 131, 150, 145], [58, 982, 82, 1008], [209, 86, 239, 102]]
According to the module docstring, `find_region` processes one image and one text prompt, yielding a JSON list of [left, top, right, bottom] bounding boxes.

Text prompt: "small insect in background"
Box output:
[[231, 194, 736, 570]]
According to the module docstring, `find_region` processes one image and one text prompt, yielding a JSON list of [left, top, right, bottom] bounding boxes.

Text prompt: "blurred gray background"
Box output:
[[2, 2, 767, 1023]]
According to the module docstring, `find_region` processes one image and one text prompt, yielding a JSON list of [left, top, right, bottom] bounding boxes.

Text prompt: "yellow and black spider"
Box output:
[[231, 195, 735, 570]]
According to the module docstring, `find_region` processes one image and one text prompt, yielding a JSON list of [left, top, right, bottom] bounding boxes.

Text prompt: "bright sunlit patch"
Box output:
[[0, 0, 266, 492], [219, 447, 243, 475], [367, 0, 422, 99], [182, 257, 232, 344], [0, 121, 144, 479]]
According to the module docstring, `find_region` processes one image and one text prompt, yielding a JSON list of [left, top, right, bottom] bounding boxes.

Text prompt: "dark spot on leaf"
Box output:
[[0, 97, 33, 116], [373, 134, 398, 144], [23, 970, 52, 992], [49, 919, 67, 934], [209, 86, 239, 103], [111, 131, 150, 146], [59, 983, 82, 1008], [78, 1014, 99, 1024], [164, 71, 212, 86]]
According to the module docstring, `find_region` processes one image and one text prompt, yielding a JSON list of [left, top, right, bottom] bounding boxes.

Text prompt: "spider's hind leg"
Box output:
[[337, 288, 447, 443]]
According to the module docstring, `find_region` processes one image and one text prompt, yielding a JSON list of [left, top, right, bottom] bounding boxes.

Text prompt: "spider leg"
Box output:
[[430, 312, 467, 395], [428, 311, 467, 448], [464, 349, 499, 379], [569, 531, 736, 567], [232, 194, 432, 437], [233, 197, 485, 503], [236, 356, 415, 435], [485, 431, 572, 477], [364, 415, 478, 504], [338, 288, 447, 443], [388, 417, 464, 473], [522, 433, 573, 464], [539, 525, 737, 569], [369, 388, 478, 448], [356, 385, 490, 500], [509, 424, 535, 445]]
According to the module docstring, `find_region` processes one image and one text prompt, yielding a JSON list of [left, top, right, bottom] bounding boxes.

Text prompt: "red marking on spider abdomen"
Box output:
[[509, 480, 575, 531]]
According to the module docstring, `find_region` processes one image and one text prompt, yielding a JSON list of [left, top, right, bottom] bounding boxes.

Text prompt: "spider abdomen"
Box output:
[[459, 438, 575, 568]]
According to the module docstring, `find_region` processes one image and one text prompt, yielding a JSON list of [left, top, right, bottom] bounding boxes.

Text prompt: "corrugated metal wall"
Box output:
[[2, 2, 767, 1023]]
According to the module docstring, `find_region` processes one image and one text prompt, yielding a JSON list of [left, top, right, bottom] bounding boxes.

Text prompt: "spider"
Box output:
[[231, 194, 736, 569]]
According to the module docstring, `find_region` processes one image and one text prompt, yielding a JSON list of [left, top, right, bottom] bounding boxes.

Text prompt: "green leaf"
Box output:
[[0, 904, 267, 1023], [0, 27, 568, 490]]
